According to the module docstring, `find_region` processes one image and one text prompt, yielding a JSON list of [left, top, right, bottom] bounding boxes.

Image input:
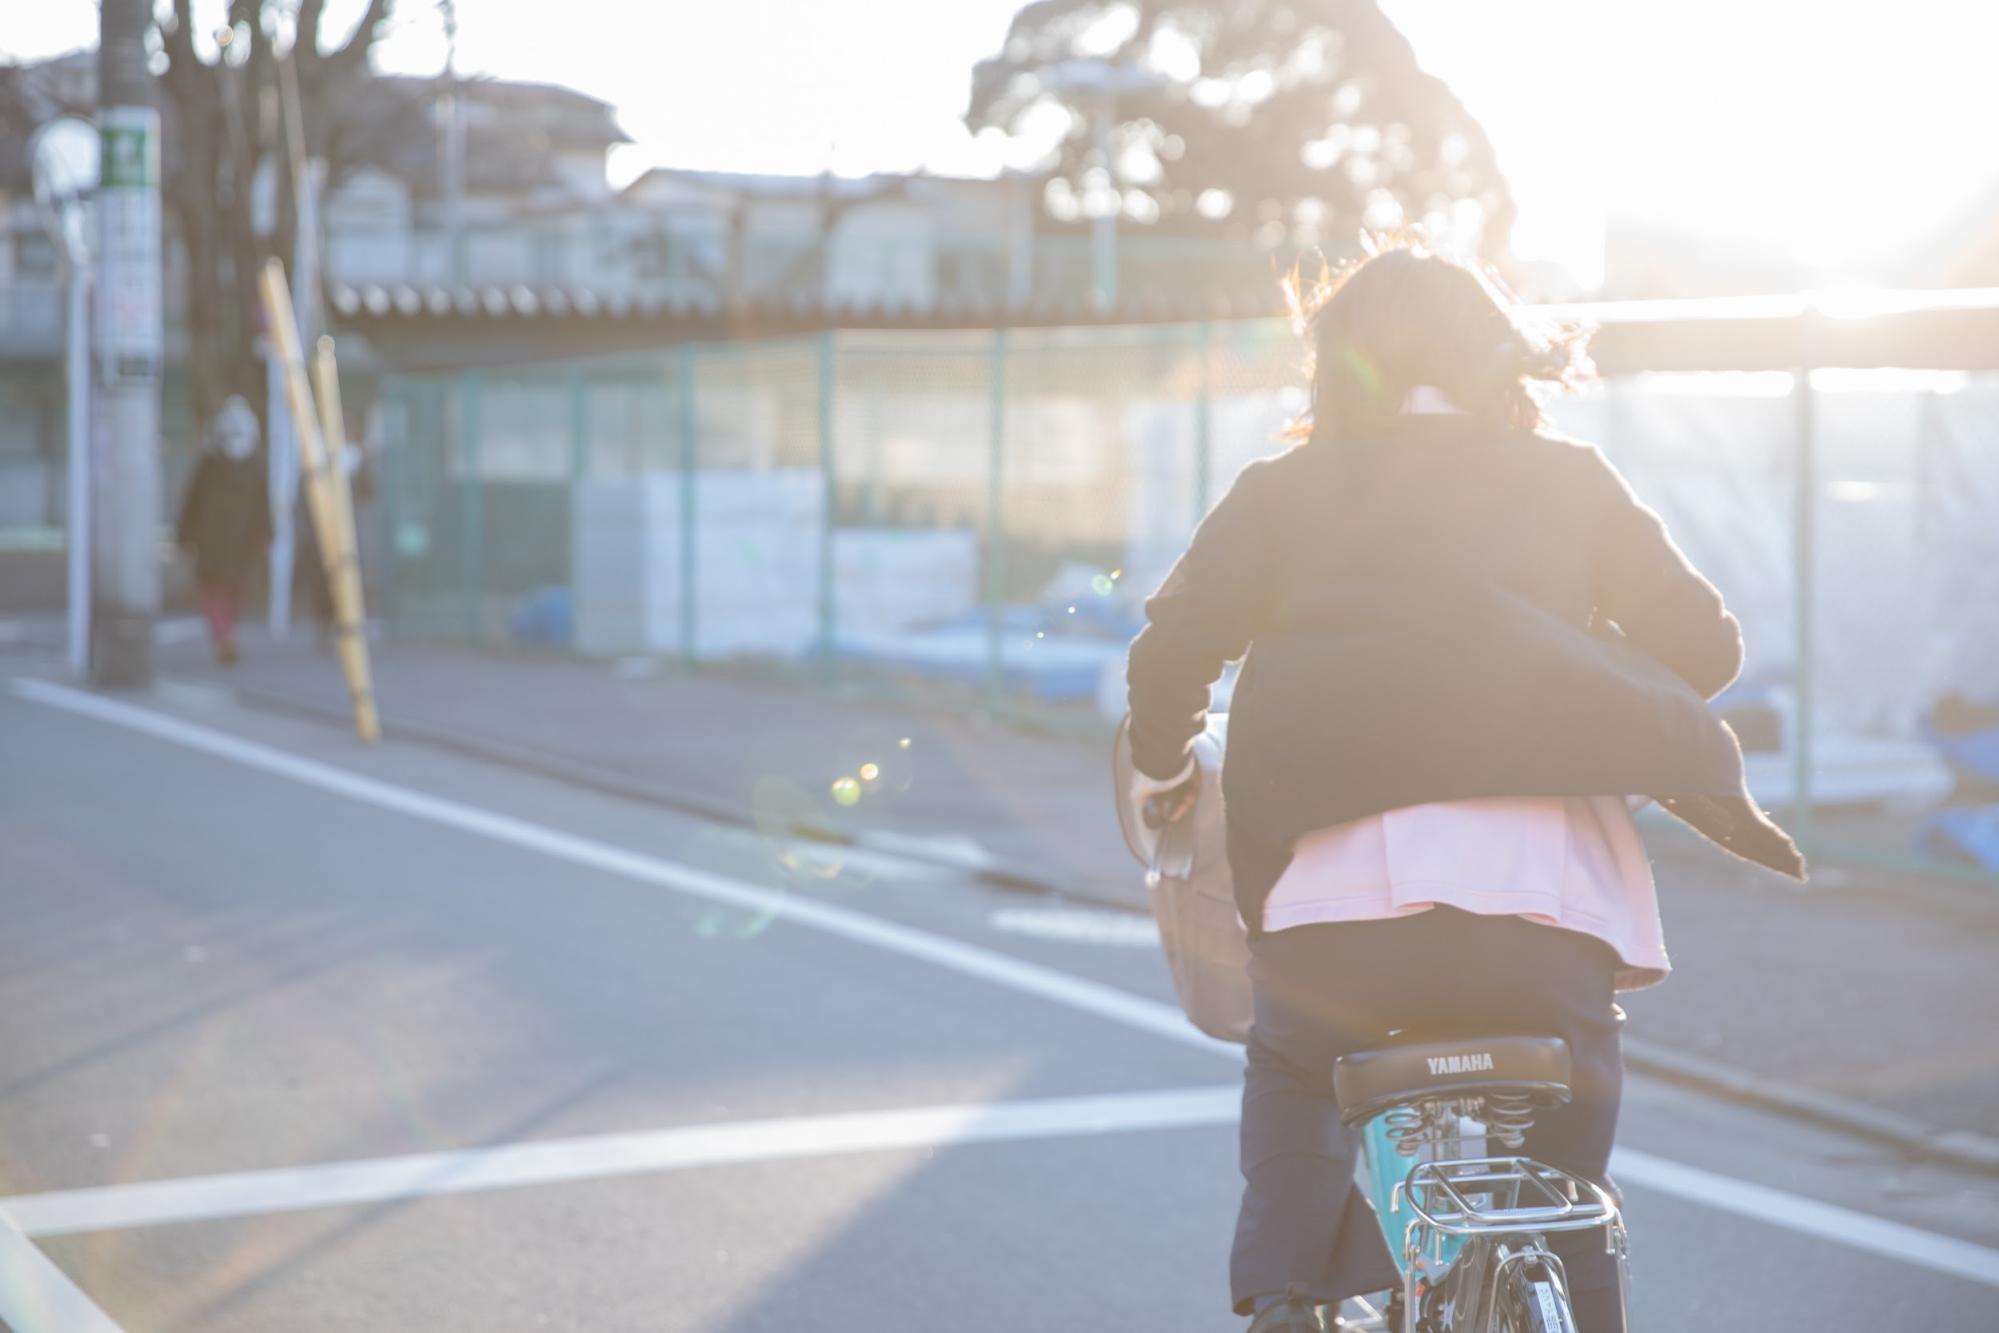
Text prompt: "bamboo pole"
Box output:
[[257, 258, 380, 741], [312, 334, 379, 739]]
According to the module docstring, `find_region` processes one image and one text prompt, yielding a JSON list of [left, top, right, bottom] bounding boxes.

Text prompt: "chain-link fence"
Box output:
[[376, 316, 1999, 884]]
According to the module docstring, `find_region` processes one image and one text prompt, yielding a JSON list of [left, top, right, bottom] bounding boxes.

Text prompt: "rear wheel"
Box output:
[[1494, 1258, 1577, 1333]]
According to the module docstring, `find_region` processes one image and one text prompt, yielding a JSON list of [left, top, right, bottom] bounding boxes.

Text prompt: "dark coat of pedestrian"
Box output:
[[175, 395, 271, 664]]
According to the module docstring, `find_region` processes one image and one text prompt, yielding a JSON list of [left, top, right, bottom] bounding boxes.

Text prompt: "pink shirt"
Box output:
[[1263, 797, 1669, 991]]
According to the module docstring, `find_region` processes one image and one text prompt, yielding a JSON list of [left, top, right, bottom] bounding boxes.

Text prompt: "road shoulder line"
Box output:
[[0, 1208, 128, 1333], [13, 675, 1999, 1293], [0, 1086, 1239, 1240]]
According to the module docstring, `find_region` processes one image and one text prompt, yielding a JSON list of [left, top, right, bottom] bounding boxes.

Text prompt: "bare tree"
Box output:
[[155, 0, 401, 431], [968, 0, 1515, 259]]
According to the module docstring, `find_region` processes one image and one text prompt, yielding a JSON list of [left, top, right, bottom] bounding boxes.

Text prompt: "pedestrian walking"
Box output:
[[1124, 241, 1803, 1332], [174, 395, 271, 666]]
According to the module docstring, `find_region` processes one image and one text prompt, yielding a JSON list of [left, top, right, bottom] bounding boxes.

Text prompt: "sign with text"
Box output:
[[94, 107, 162, 382]]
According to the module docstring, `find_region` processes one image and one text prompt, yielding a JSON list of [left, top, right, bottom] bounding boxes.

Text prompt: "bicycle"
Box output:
[[1327, 1033, 1629, 1332], [1125, 757, 1629, 1332]]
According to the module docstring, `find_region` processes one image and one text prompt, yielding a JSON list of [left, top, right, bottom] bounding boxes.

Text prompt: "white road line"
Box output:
[[0, 1208, 128, 1333], [11, 678, 1238, 1068], [13, 676, 1999, 1293], [1610, 1147, 1999, 1289], [0, 1086, 1239, 1240]]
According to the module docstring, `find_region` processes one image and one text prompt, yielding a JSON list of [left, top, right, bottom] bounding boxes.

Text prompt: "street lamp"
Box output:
[[1036, 59, 1162, 314], [29, 117, 100, 678]]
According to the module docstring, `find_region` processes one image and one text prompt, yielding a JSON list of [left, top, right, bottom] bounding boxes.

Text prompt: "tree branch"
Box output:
[[321, 0, 393, 80], [157, 0, 200, 87], [297, 0, 326, 58]]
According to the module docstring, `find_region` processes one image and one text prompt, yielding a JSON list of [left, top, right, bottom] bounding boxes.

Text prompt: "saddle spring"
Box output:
[[1383, 1105, 1429, 1156], [1481, 1090, 1538, 1149]]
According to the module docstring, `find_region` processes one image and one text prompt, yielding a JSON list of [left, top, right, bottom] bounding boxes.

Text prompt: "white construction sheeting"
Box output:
[[1561, 373, 1998, 743], [572, 470, 980, 657], [572, 470, 821, 659], [1119, 374, 1999, 805]]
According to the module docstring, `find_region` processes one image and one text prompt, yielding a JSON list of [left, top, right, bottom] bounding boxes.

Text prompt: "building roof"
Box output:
[[356, 74, 631, 202], [617, 165, 1028, 206], [329, 281, 1999, 376], [381, 75, 633, 148]]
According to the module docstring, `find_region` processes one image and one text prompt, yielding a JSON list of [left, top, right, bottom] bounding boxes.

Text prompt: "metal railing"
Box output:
[[375, 292, 1999, 885]]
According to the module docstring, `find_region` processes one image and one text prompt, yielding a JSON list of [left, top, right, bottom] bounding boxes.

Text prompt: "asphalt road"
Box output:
[[2, 672, 1997, 1332]]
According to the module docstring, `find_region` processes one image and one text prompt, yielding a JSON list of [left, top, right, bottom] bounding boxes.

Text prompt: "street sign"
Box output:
[[93, 107, 161, 383]]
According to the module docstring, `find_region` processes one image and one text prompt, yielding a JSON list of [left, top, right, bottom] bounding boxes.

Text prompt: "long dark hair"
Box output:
[[1284, 238, 1593, 444]]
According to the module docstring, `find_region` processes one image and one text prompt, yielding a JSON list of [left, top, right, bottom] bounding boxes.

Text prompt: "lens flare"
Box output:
[[830, 776, 862, 806]]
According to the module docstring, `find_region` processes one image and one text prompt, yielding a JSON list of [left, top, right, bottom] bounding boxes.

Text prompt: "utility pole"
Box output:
[[441, 0, 466, 286], [92, 0, 163, 686], [1038, 60, 1159, 316], [1090, 85, 1117, 315]]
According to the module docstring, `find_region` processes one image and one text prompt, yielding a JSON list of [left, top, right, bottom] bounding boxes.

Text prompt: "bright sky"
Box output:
[[9, 1, 1997, 288]]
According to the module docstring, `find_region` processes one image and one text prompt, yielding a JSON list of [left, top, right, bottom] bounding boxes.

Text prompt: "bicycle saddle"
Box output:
[[1333, 1034, 1572, 1127]]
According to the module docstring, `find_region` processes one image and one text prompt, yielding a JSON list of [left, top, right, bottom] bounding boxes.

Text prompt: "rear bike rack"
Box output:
[[1399, 1156, 1619, 1238], [1387, 1156, 1628, 1331]]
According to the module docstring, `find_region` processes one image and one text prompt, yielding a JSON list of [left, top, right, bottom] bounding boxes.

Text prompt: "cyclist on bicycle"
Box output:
[[1124, 240, 1803, 1332]]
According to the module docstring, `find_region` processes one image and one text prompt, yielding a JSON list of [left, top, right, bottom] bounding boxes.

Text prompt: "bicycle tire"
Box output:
[[1494, 1258, 1578, 1333]]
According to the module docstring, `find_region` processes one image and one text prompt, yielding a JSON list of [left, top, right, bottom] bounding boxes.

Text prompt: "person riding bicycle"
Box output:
[[1123, 241, 1803, 1332]]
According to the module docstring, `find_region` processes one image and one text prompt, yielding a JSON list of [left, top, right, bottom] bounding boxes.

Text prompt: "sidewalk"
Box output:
[[157, 630, 1999, 1153]]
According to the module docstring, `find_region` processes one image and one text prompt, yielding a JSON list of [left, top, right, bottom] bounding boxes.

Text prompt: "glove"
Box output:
[[1129, 754, 1199, 838]]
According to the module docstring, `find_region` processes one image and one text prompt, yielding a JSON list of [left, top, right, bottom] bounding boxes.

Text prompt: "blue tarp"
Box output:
[[1915, 807, 1999, 872], [510, 586, 573, 648]]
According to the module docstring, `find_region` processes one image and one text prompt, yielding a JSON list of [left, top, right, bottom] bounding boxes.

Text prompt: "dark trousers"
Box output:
[[1230, 908, 1628, 1332]]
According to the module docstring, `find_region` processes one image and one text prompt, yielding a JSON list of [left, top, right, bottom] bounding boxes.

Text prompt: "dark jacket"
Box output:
[[1126, 418, 1803, 935], [175, 453, 272, 591]]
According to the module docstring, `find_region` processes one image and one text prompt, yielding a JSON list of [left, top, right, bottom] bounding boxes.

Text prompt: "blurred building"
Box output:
[[1600, 178, 1999, 299], [321, 76, 631, 289], [0, 51, 97, 537], [1600, 217, 1811, 299], [1918, 174, 1999, 290], [0, 53, 1307, 541], [0, 63, 640, 532]]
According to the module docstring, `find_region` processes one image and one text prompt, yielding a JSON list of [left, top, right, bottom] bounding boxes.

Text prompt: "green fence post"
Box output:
[[677, 344, 699, 667], [566, 370, 590, 645], [1193, 320, 1214, 524], [1792, 326, 1817, 852], [568, 366, 591, 480], [984, 328, 1008, 703], [817, 330, 838, 680], [459, 371, 483, 645], [378, 375, 401, 629]]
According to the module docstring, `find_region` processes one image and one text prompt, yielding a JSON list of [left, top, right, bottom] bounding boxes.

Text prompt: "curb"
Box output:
[[210, 676, 1999, 1178], [221, 681, 1144, 913], [1620, 1037, 1999, 1174]]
